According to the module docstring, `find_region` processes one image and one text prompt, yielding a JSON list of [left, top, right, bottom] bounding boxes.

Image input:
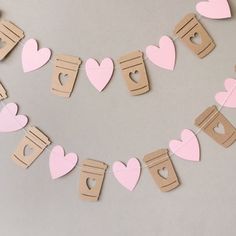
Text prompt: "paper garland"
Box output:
[[0, 0, 234, 201], [2, 71, 236, 198], [14, 0, 230, 96], [20, 13, 214, 95]]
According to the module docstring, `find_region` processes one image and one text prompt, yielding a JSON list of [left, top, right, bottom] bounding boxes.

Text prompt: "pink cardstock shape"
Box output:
[[146, 35, 176, 71], [0, 102, 28, 132], [169, 129, 200, 162], [22, 38, 51, 73], [85, 58, 114, 92], [215, 78, 236, 108], [112, 158, 141, 191], [49, 145, 78, 179], [196, 0, 231, 19]]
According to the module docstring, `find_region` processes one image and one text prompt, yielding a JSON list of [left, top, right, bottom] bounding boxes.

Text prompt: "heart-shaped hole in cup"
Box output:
[[23, 145, 34, 157], [190, 32, 202, 45], [86, 178, 96, 190], [158, 167, 168, 179], [0, 38, 6, 49], [214, 123, 225, 134], [129, 70, 140, 83], [59, 73, 69, 86]]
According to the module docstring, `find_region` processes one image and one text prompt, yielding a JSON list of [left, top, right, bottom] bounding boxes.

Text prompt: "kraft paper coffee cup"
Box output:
[[195, 105, 236, 148], [12, 127, 51, 168], [0, 20, 24, 60], [79, 159, 108, 201], [144, 149, 180, 192], [118, 50, 150, 96], [174, 13, 215, 58]]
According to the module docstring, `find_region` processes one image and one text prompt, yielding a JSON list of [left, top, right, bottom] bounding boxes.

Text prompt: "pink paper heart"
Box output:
[[169, 129, 200, 162], [196, 0, 231, 19], [112, 158, 141, 191], [49, 145, 78, 179], [22, 38, 51, 73], [146, 35, 176, 71], [215, 78, 236, 108], [0, 103, 28, 132], [85, 58, 114, 92]]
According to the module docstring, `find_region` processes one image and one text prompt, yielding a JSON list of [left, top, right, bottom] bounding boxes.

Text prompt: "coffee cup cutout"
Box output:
[[118, 50, 150, 96], [195, 105, 236, 148], [86, 177, 97, 190], [158, 167, 168, 179], [0, 40, 6, 49], [143, 149, 180, 192], [0, 20, 24, 60], [174, 13, 215, 58], [12, 126, 51, 168], [0, 82, 7, 100], [79, 159, 108, 201], [51, 54, 82, 98]]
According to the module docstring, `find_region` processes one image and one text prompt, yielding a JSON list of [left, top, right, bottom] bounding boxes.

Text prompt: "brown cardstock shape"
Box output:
[[118, 50, 150, 96], [12, 126, 51, 168], [143, 149, 180, 192], [174, 13, 215, 58], [0, 20, 24, 60], [195, 105, 236, 148], [79, 159, 108, 201], [51, 54, 82, 97], [0, 82, 7, 100]]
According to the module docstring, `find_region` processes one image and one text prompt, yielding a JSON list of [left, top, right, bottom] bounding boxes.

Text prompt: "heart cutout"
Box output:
[[112, 158, 141, 191], [158, 167, 168, 179], [169, 129, 200, 162], [0, 38, 6, 49], [23, 145, 34, 157], [86, 178, 96, 190], [85, 58, 114, 92], [190, 32, 202, 45], [196, 0, 231, 19], [49, 145, 78, 179], [214, 123, 225, 134], [215, 78, 236, 108], [146, 35, 176, 71], [129, 70, 140, 84], [22, 38, 51, 73], [0, 103, 28, 133], [59, 73, 69, 86]]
